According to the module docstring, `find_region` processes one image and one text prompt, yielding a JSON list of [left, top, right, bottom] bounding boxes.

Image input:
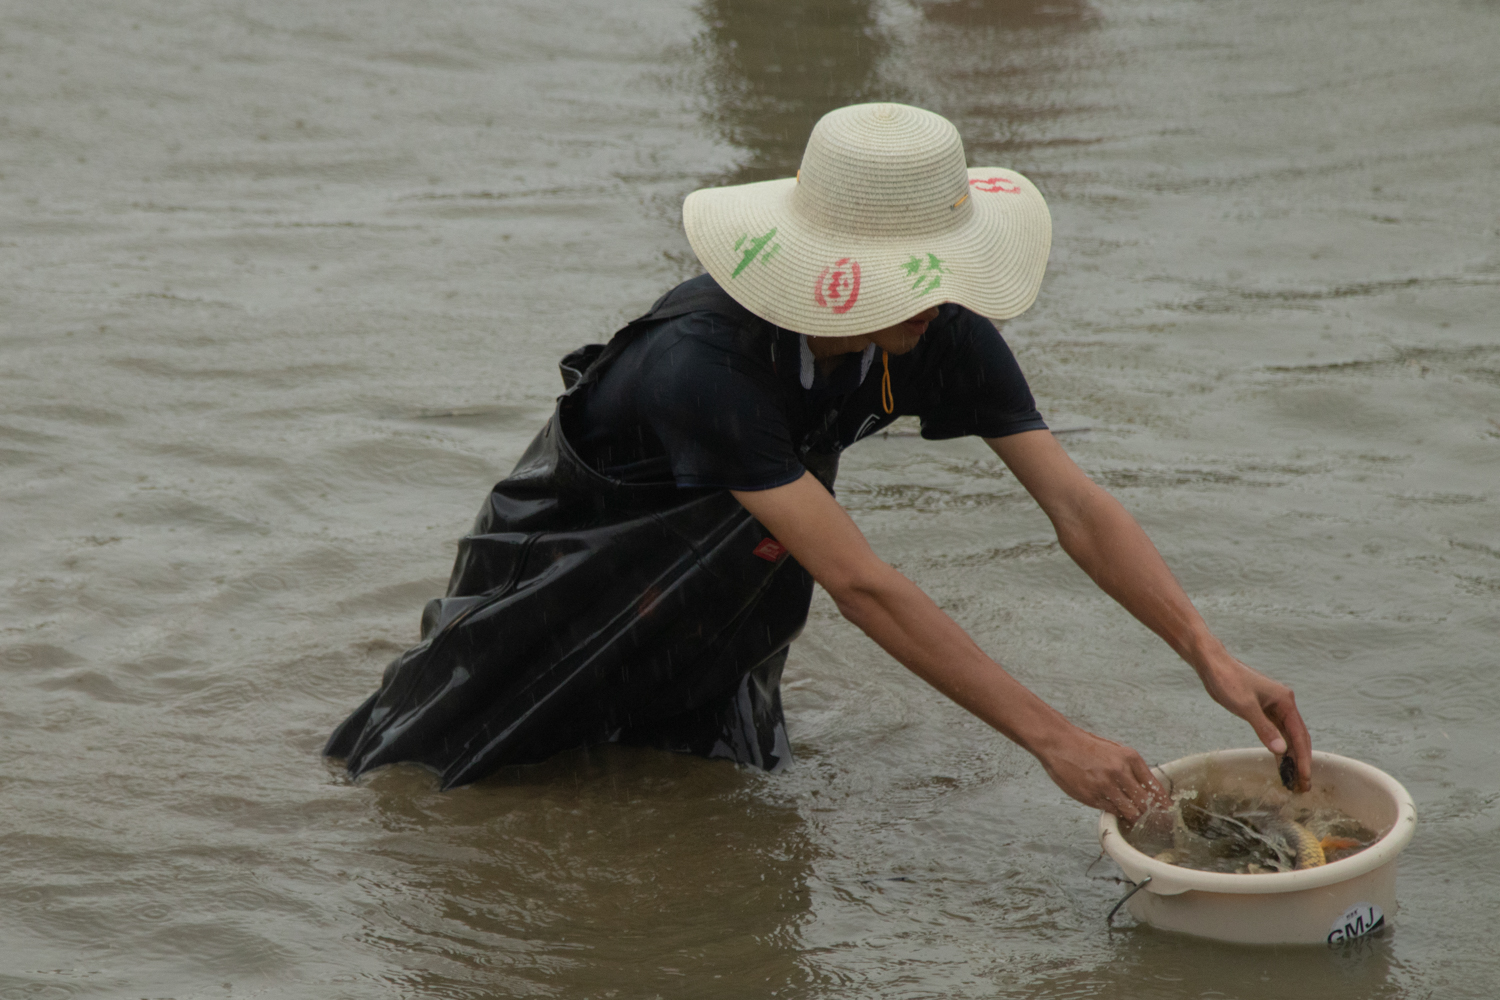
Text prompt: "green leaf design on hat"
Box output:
[[731, 228, 780, 278], [904, 253, 946, 295]]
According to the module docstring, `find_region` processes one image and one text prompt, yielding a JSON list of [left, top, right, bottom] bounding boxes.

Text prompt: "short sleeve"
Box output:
[[907, 309, 1049, 440], [640, 322, 806, 491]]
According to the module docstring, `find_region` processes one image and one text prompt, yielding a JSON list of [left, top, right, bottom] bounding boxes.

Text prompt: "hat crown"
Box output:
[[792, 103, 973, 239]]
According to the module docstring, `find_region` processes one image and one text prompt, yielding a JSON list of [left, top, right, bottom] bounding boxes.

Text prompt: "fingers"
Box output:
[[1243, 702, 1289, 759], [1105, 780, 1168, 823], [1106, 789, 1143, 823], [1039, 726, 1172, 821], [1083, 746, 1165, 821], [1240, 677, 1313, 793], [1205, 659, 1316, 792], [1094, 754, 1168, 822], [1268, 691, 1313, 792], [1128, 754, 1170, 807], [1094, 782, 1147, 822]]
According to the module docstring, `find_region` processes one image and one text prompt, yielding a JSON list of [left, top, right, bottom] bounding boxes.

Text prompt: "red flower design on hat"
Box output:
[[813, 258, 862, 314], [969, 176, 1022, 195]]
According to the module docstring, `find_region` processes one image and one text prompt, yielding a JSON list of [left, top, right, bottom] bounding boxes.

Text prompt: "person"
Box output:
[[326, 103, 1311, 819]]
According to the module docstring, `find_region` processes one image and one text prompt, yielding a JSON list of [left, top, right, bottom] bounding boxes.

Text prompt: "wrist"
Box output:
[[1182, 631, 1234, 678], [1009, 703, 1079, 760]]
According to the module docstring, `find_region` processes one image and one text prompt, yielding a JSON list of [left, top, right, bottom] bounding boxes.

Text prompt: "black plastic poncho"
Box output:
[[326, 288, 839, 788]]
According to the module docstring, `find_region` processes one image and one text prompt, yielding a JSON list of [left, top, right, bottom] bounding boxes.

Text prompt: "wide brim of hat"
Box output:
[[683, 168, 1051, 337]]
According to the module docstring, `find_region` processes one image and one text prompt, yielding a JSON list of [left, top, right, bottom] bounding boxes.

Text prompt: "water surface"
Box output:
[[2, 0, 1497, 996]]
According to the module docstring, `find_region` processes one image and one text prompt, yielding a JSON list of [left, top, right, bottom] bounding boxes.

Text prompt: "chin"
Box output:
[[870, 324, 928, 355]]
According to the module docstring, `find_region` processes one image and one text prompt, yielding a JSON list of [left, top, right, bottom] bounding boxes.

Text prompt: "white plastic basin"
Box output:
[[1098, 748, 1417, 945]]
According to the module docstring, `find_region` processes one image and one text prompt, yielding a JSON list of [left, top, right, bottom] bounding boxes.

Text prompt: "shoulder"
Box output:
[[635, 278, 788, 384], [928, 303, 1004, 344], [638, 273, 763, 329]]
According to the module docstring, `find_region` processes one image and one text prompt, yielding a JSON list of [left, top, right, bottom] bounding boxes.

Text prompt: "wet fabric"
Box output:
[[573, 274, 1048, 490], [326, 282, 822, 787], [325, 277, 1048, 787]]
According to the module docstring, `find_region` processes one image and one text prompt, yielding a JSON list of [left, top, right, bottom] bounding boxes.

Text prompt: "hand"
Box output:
[[1033, 724, 1170, 822], [1198, 655, 1313, 792]]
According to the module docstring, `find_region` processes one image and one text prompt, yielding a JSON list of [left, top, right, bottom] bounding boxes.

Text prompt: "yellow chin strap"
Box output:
[[880, 350, 894, 414]]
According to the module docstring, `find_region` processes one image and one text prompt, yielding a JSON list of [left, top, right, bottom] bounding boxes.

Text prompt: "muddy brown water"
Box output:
[[2, 0, 1497, 996]]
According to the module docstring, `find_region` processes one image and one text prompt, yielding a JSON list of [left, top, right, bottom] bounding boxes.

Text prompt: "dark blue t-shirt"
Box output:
[[573, 275, 1048, 490]]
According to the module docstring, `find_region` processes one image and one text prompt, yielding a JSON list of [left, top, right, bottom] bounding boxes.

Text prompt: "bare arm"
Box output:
[[732, 472, 1167, 820], [986, 429, 1312, 790]]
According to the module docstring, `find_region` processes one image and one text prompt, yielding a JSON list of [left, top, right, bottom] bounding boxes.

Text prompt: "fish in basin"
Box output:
[[1128, 792, 1375, 874]]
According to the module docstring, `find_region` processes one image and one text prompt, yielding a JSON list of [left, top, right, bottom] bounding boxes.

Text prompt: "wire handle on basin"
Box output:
[[1106, 876, 1152, 927]]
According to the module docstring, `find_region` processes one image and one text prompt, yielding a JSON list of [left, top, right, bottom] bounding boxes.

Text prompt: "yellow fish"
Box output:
[[1181, 801, 1356, 871], [1256, 815, 1326, 869]]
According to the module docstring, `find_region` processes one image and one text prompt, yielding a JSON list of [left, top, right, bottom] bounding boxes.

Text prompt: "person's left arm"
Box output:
[[986, 429, 1313, 790]]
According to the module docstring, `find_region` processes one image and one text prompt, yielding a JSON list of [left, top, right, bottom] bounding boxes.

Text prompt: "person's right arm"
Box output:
[[732, 471, 1167, 821]]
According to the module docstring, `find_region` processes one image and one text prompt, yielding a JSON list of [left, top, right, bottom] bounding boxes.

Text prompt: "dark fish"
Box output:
[[1279, 754, 1297, 791]]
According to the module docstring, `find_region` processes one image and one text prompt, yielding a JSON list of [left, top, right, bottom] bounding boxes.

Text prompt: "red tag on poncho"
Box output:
[[752, 538, 786, 562]]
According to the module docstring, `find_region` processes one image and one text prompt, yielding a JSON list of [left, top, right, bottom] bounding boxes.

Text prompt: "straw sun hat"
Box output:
[[683, 102, 1052, 338]]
